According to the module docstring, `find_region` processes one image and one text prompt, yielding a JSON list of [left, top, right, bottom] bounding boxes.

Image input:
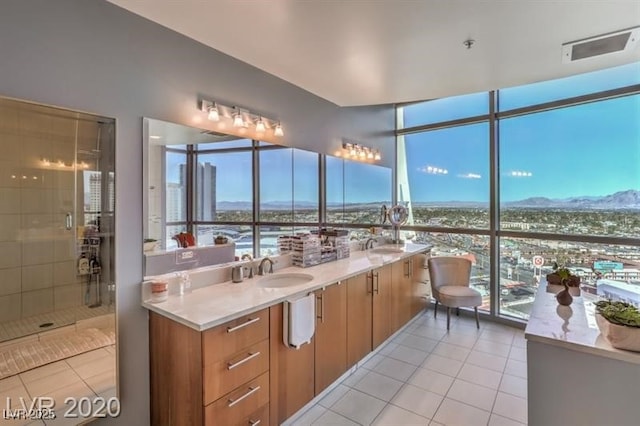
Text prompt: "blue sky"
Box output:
[[166, 62, 639, 205]]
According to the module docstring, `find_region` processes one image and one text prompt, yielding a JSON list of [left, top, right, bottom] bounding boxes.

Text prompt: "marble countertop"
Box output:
[[142, 243, 431, 331], [524, 283, 640, 364]]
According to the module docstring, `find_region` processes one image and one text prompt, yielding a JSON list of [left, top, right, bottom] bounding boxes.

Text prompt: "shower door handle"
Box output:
[[65, 213, 73, 230]]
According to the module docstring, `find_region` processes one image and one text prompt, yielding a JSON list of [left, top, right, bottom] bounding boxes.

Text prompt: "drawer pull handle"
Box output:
[[249, 420, 261, 426], [227, 351, 260, 370], [227, 317, 260, 333], [228, 385, 260, 407]]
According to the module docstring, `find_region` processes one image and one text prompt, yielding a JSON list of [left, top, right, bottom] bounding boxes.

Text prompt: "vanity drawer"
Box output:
[[203, 339, 269, 405], [203, 308, 269, 364], [204, 372, 269, 426]]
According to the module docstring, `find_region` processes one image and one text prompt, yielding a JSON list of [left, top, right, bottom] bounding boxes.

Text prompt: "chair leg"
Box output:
[[475, 307, 480, 329], [456, 307, 460, 316], [446, 307, 450, 330], [434, 300, 438, 318]]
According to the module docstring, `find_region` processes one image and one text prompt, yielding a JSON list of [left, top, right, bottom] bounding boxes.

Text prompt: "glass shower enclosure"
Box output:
[[0, 96, 115, 343]]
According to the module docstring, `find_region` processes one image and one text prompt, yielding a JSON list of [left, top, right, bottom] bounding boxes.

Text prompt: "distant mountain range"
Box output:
[[216, 190, 640, 210], [504, 190, 640, 210]]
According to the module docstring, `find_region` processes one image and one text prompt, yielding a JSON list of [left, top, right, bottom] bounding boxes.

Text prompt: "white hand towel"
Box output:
[[284, 293, 316, 349]]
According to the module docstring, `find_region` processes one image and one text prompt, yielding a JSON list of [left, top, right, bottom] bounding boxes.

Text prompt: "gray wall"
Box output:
[[0, 0, 394, 424]]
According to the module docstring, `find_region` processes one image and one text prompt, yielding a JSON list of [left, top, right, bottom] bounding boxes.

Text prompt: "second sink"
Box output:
[[256, 272, 314, 288]]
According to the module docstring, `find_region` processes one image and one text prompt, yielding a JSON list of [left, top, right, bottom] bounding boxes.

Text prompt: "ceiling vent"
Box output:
[[562, 27, 640, 63]]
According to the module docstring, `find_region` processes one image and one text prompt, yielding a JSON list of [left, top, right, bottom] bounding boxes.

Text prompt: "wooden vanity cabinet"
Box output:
[[346, 271, 373, 367], [372, 264, 393, 349], [411, 253, 430, 318], [269, 303, 314, 425], [314, 281, 348, 394], [149, 307, 270, 426], [391, 258, 413, 333]]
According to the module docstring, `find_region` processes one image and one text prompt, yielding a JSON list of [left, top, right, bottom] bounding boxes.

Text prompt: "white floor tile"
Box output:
[[508, 346, 527, 362], [492, 392, 527, 424], [22, 369, 83, 398], [82, 370, 115, 395], [395, 333, 439, 353], [64, 348, 110, 369], [20, 361, 69, 384], [0, 374, 23, 392], [409, 325, 447, 341], [362, 353, 385, 370], [353, 370, 404, 402], [480, 329, 515, 345], [68, 355, 114, 380], [291, 405, 327, 426], [474, 339, 511, 358], [440, 333, 478, 349], [499, 374, 527, 399], [373, 404, 431, 425], [431, 341, 470, 362], [319, 383, 350, 408], [341, 367, 368, 387], [312, 410, 359, 426], [504, 358, 527, 379], [457, 364, 502, 390], [466, 350, 507, 373], [391, 383, 443, 419], [489, 413, 526, 426], [378, 342, 399, 356], [433, 398, 491, 426], [408, 368, 454, 396], [446, 379, 497, 411], [373, 356, 417, 382], [331, 389, 387, 426], [422, 353, 463, 377], [511, 332, 527, 348], [387, 345, 429, 366]]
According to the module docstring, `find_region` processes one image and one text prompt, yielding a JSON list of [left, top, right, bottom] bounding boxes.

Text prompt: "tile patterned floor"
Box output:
[[291, 311, 527, 426], [0, 305, 114, 343], [0, 346, 116, 426]]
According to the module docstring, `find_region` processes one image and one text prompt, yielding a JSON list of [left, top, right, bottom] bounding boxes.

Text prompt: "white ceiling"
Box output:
[[109, 0, 640, 106]]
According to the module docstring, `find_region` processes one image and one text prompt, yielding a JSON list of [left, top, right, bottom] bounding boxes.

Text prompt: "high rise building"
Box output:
[[197, 162, 217, 221]]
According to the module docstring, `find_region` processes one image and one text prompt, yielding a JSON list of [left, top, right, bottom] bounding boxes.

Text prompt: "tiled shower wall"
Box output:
[[0, 98, 100, 326]]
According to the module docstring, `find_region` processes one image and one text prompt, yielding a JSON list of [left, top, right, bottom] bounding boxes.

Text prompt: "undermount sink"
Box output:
[[369, 247, 404, 254], [256, 272, 314, 288]]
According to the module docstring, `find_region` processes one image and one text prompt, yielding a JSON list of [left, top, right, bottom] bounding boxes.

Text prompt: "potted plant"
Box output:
[[546, 262, 580, 296], [594, 300, 640, 352], [143, 238, 158, 252]]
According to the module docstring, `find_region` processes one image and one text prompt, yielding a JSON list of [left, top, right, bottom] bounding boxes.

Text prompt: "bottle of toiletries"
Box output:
[[178, 271, 192, 295], [150, 281, 168, 303]]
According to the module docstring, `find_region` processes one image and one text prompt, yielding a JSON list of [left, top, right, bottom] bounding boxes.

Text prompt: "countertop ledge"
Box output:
[[142, 243, 431, 331], [524, 283, 640, 365]]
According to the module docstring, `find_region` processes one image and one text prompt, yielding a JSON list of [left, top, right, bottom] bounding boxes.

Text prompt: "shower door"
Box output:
[[0, 97, 115, 342]]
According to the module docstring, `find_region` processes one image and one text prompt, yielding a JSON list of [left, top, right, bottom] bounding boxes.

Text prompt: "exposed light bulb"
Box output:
[[367, 150, 374, 159], [233, 111, 244, 128], [374, 151, 381, 161], [207, 104, 220, 121], [255, 117, 266, 133], [349, 145, 356, 156], [358, 149, 365, 158], [274, 122, 284, 137]]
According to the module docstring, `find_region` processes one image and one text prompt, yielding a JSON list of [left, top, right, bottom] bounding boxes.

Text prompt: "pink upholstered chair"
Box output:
[[428, 256, 481, 330]]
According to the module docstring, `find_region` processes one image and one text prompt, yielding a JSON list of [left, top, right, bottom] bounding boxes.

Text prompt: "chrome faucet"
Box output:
[[364, 237, 376, 250], [258, 257, 274, 275], [241, 254, 254, 278]]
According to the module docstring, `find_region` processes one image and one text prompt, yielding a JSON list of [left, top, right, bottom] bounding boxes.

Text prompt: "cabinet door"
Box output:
[[391, 260, 412, 333], [314, 282, 347, 394], [269, 303, 314, 425], [372, 264, 393, 349], [346, 272, 372, 368], [411, 254, 430, 317]]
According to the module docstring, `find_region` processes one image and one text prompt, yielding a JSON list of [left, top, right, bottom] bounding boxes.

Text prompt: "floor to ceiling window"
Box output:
[[397, 61, 640, 321]]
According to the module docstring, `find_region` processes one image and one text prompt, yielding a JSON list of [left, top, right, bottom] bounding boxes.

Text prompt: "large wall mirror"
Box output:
[[0, 96, 117, 417], [143, 118, 393, 276]]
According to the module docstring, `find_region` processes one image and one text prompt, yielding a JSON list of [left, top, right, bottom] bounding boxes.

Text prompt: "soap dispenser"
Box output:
[[177, 271, 192, 295]]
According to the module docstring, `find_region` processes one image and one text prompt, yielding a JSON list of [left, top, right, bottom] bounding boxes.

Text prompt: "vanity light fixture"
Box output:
[[274, 122, 284, 137], [255, 117, 266, 133], [232, 108, 245, 128], [207, 103, 220, 121], [200, 99, 284, 137], [342, 140, 381, 162]]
